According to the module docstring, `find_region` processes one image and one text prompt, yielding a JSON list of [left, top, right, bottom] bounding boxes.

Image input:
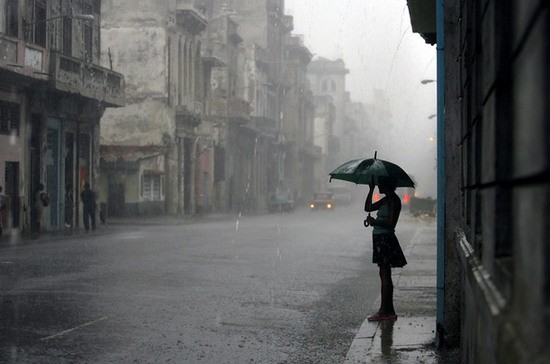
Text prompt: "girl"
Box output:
[[364, 176, 407, 321]]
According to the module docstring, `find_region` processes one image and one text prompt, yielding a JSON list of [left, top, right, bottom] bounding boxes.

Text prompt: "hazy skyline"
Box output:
[[286, 0, 438, 198]]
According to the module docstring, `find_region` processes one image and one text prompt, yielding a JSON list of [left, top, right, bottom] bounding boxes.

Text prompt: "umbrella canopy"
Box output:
[[329, 157, 415, 188]]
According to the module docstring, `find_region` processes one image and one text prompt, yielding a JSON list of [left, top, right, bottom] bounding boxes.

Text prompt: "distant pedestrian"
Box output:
[[65, 183, 74, 228], [364, 176, 407, 321], [81, 183, 96, 232], [0, 185, 6, 238], [34, 183, 50, 233]]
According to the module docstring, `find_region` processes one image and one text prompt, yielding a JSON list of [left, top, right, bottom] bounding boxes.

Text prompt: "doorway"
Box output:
[[4, 162, 19, 228]]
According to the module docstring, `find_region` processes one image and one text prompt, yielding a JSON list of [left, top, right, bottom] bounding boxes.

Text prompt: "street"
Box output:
[[1, 205, 427, 363]]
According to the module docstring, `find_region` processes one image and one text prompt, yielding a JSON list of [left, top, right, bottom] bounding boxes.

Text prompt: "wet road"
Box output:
[[0, 205, 423, 363]]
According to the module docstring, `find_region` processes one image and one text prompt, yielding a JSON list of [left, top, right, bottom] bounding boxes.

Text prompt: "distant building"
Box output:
[[100, 145, 165, 217], [307, 57, 349, 169], [212, 0, 294, 212], [0, 0, 124, 232], [100, 0, 207, 216], [312, 95, 336, 191], [344, 100, 368, 159], [281, 35, 316, 204]]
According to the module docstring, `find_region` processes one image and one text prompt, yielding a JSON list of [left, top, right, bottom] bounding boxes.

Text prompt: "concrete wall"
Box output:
[[444, 0, 549, 362], [100, 3, 172, 145], [100, 98, 174, 145]]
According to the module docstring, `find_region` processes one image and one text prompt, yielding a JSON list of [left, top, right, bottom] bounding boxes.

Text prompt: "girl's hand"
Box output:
[[368, 176, 375, 190], [366, 215, 375, 226]]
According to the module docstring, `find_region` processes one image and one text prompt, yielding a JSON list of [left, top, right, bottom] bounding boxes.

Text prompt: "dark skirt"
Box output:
[[372, 233, 408, 268]]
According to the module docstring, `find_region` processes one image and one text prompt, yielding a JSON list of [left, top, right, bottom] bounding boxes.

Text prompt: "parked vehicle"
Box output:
[[268, 192, 295, 212], [309, 192, 335, 210]]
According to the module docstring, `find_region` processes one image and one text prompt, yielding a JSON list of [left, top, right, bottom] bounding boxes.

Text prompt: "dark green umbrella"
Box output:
[[329, 153, 415, 188]]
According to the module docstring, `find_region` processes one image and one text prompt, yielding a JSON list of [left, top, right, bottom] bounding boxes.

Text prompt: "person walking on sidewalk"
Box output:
[[0, 185, 6, 238], [364, 176, 407, 321], [81, 183, 96, 232], [34, 183, 50, 233]]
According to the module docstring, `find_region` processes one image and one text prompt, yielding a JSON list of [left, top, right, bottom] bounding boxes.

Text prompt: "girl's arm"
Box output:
[[364, 185, 384, 212]]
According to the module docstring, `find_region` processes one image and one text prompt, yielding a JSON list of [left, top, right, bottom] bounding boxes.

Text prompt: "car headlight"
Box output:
[[327, 203, 332, 209], [310, 203, 315, 209]]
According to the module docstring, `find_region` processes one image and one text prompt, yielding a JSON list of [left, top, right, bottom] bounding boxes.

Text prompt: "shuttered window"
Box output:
[[142, 174, 162, 201], [0, 101, 20, 135]]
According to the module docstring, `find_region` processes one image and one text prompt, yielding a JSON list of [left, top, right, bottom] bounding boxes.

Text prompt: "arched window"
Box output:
[[194, 41, 202, 101], [178, 37, 183, 105], [186, 41, 192, 97]]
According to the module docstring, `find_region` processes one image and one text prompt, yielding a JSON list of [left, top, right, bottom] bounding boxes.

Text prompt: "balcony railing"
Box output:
[[206, 97, 251, 124], [0, 33, 49, 80], [175, 104, 201, 127], [1, 34, 124, 106], [50, 51, 125, 107], [253, 116, 277, 137], [227, 97, 250, 122]]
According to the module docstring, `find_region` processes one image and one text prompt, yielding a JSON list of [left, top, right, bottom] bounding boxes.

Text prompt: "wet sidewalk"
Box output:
[[0, 213, 236, 245], [344, 221, 459, 363]]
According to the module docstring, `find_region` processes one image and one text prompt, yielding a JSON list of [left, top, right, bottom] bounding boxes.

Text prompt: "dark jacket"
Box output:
[[81, 189, 96, 211]]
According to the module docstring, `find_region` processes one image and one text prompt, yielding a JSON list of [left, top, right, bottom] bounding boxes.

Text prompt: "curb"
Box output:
[[343, 225, 433, 363]]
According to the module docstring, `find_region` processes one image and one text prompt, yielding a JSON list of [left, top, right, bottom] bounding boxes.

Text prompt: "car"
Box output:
[[268, 191, 295, 212], [309, 192, 335, 210]]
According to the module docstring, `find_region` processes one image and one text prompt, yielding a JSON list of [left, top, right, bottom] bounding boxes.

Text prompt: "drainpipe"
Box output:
[[436, 0, 446, 347]]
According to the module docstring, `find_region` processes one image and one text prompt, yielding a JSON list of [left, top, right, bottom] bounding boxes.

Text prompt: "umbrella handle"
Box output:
[[364, 212, 371, 228]]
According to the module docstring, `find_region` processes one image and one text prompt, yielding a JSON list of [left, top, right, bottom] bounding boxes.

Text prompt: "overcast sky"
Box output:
[[285, 0, 438, 198]]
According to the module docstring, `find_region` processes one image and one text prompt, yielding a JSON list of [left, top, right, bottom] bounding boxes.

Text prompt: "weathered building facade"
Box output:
[[201, 2, 250, 213], [312, 95, 336, 192], [99, 0, 308, 216], [307, 57, 349, 175], [100, 0, 206, 216], [408, 0, 550, 362], [0, 0, 124, 232], [281, 35, 316, 204], [345, 101, 369, 159], [226, 0, 293, 211]]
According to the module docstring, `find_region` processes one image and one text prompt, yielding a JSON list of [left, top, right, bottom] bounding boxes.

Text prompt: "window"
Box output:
[[178, 37, 183, 105], [34, 3, 47, 47], [0, 101, 20, 135], [82, 3, 93, 61], [83, 24, 93, 61], [6, 0, 19, 37], [142, 173, 162, 201], [62, 17, 73, 55]]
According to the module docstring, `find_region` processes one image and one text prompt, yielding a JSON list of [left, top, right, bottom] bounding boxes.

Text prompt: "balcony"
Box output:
[[206, 97, 250, 124], [1, 35, 124, 106], [227, 97, 250, 123], [50, 51, 125, 107], [176, 0, 207, 34], [252, 116, 277, 136], [0, 34, 49, 82], [176, 104, 201, 128]]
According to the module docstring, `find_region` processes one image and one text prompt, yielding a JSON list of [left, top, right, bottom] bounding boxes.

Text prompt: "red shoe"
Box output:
[[367, 313, 398, 321]]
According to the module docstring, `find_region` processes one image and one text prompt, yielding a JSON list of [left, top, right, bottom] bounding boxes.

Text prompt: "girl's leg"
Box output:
[[380, 265, 395, 315], [368, 266, 397, 321]]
